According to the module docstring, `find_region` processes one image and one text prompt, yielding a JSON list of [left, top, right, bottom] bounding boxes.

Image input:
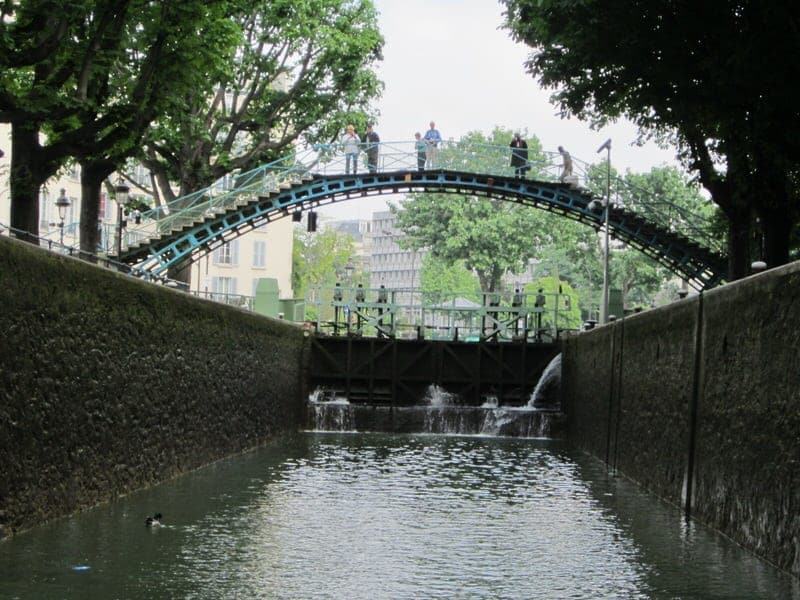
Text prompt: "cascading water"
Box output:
[[306, 362, 564, 437], [529, 354, 562, 408], [307, 388, 355, 432]]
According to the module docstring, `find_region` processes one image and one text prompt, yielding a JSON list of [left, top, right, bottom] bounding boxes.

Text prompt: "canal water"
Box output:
[[1, 433, 796, 599]]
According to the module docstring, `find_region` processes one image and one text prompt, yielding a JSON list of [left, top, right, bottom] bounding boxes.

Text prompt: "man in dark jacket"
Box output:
[[510, 133, 529, 178], [362, 123, 380, 173]]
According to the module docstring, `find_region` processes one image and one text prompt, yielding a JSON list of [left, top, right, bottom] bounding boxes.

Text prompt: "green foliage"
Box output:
[[143, 0, 384, 199], [524, 276, 582, 330], [291, 226, 360, 300], [536, 165, 709, 312], [0, 1, 246, 238], [501, 0, 800, 272], [394, 127, 551, 292], [419, 255, 481, 304]]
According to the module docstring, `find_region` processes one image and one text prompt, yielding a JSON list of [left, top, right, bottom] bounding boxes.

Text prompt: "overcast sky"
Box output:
[[320, 0, 680, 221]]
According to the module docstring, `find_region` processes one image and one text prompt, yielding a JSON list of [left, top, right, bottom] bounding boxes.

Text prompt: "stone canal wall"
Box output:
[[562, 261, 800, 577], [0, 237, 308, 537]]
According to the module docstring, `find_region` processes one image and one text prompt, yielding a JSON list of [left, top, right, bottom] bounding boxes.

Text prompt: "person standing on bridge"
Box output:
[[510, 133, 529, 178], [424, 121, 442, 168], [362, 123, 380, 173], [414, 132, 426, 171], [558, 146, 573, 183], [342, 125, 360, 174]]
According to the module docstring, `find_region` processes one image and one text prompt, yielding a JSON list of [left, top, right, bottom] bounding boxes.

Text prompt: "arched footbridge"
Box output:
[[113, 141, 727, 290]]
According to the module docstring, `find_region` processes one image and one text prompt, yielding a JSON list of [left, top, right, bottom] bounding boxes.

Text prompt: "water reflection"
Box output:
[[0, 434, 796, 599]]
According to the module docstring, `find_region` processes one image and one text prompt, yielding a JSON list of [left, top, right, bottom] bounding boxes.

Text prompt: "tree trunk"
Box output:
[[9, 123, 47, 241], [79, 159, 116, 254], [760, 207, 792, 269], [725, 202, 752, 281]]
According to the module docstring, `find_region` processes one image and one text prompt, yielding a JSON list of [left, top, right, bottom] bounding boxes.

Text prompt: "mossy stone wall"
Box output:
[[0, 237, 307, 537], [562, 261, 800, 577]]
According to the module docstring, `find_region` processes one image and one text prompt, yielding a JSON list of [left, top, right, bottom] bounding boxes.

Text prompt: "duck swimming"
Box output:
[[145, 513, 163, 527]]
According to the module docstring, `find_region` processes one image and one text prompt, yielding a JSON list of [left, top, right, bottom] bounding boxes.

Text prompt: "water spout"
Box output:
[[529, 354, 562, 408]]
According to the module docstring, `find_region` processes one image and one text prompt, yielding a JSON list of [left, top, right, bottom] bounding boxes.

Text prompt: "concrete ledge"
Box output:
[[0, 237, 308, 537]]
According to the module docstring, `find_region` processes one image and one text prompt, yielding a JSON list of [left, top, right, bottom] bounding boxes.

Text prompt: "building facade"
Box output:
[[0, 123, 293, 301], [369, 210, 427, 302]]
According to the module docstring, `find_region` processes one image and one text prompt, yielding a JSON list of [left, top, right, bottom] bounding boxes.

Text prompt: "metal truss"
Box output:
[[118, 169, 727, 290]]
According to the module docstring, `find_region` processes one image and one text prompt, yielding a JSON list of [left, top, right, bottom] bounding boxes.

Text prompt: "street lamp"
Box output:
[[597, 138, 612, 324], [114, 177, 130, 257], [54, 188, 70, 246], [344, 261, 355, 282]]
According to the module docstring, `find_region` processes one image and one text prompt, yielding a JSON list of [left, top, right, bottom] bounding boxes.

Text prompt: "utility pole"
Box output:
[[597, 139, 612, 323]]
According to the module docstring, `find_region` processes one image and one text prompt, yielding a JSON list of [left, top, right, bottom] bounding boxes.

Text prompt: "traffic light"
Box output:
[[292, 210, 302, 222], [307, 210, 317, 232]]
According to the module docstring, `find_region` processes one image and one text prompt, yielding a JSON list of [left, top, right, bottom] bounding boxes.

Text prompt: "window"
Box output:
[[211, 276, 237, 295], [251, 278, 261, 297], [213, 240, 239, 265], [253, 240, 266, 267]]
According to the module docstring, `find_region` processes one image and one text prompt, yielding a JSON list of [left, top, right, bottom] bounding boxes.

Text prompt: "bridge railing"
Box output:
[[305, 285, 576, 342], [62, 139, 718, 259], [116, 141, 593, 252]]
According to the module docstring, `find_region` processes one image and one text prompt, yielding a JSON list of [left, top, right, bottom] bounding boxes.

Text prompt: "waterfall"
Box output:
[[423, 384, 457, 406], [528, 354, 562, 408], [306, 382, 564, 437], [307, 388, 355, 432], [479, 408, 516, 435]]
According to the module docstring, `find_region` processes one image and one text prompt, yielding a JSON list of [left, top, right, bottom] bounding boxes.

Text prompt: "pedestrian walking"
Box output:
[[424, 121, 442, 169], [558, 146, 573, 183], [510, 133, 529, 178], [362, 123, 380, 173], [341, 125, 360, 174], [414, 132, 426, 171]]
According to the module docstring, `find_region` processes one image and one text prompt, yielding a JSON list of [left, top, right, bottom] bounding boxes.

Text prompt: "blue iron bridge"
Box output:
[[113, 141, 727, 289]]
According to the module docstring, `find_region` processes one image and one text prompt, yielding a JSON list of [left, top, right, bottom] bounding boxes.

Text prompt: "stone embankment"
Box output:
[[0, 237, 307, 537], [563, 261, 800, 577]]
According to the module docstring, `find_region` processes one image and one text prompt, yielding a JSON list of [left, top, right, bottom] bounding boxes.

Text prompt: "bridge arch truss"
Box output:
[[120, 169, 727, 290]]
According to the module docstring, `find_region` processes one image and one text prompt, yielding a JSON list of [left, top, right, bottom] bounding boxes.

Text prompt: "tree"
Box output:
[[0, 1, 243, 251], [291, 226, 360, 300], [418, 255, 481, 303], [533, 164, 710, 311], [142, 0, 384, 202], [72, 3, 243, 253], [524, 276, 582, 330], [502, 0, 800, 278], [393, 127, 551, 292]]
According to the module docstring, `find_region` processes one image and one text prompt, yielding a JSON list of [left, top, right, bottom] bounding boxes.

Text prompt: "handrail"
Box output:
[[0, 222, 189, 289]]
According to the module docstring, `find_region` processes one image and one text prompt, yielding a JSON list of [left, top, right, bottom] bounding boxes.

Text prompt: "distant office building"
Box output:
[[369, 210, 426, 302]]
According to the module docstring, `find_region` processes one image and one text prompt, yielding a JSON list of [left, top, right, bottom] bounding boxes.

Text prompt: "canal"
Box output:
[[1, 433, 796, 599]]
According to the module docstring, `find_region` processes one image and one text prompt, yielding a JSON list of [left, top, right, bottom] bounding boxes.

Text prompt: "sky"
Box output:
[[320, 0, 681, 221]]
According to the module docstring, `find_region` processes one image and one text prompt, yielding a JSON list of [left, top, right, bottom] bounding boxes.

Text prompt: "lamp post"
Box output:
[[54, 188, 70, 246], [114, 177, 130, 257], [597, 138, 612, 323]]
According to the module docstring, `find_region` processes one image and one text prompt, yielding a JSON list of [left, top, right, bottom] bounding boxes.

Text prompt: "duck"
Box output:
[[145, 513, 163, 527]]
